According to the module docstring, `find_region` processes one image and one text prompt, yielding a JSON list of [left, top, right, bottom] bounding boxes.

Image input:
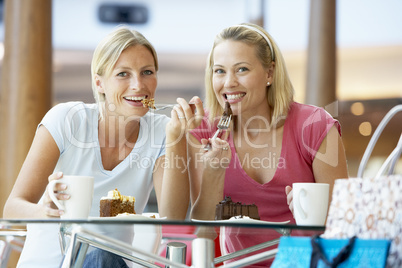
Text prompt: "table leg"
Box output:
[[60, 231, 89, 268], [165, 242, 187, 267], [0, 240, 12, 268], [60, 225, 188, 268], [192, 238, 214, 268]]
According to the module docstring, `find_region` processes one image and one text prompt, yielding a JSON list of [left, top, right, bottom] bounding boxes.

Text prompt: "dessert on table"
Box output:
[[100, 189, 136, 217], [215, 196, 260, 220]]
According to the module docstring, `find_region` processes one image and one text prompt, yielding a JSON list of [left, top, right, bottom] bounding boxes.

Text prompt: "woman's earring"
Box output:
[[267, 82, 270, 86]]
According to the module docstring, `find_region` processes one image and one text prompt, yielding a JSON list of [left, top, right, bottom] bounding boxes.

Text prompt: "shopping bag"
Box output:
[[324, 105, 402, 267], [271, 235, 391, 268], [323, 175, 402, 267]]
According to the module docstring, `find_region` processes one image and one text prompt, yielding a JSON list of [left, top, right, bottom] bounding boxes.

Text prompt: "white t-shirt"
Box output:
[[17, 102, 170, 268]]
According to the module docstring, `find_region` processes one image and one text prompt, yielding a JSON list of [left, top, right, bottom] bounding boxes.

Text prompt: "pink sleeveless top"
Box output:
[[191, 102, 340, 267]]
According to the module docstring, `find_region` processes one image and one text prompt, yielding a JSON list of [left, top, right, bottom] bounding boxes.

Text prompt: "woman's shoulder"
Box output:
[[287, 101, 340, 135], [39, 102, 98, 152], [52, 101, 92, 109], [43, 101, 97, 124], [288, 102, 323, 116], [48, 101, 97, 117], [287, 102, 335, 124]]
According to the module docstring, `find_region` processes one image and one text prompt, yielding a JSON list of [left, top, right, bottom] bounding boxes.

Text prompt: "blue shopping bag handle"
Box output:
[[310, 235, 357, 268]]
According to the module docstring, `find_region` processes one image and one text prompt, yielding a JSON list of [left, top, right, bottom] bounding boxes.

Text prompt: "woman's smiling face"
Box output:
[[96, 45, 157, 118], [212, 40, 272, 116]]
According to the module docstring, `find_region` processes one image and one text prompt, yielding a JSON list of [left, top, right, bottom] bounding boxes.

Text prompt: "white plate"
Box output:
[[191, 217, 290, 225], [89, 214, 166, 221]]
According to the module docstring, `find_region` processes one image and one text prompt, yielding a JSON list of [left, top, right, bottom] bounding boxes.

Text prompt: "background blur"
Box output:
[[0, 0, 401, 211]]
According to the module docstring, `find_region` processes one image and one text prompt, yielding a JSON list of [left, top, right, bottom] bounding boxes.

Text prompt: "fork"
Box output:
[[203, 115, 232, 151], [149, 103, 197, 113], [149, 104, 176, 111]]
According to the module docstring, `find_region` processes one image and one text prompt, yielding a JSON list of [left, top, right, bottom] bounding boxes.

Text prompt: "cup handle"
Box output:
[[47, 180, 65, 210], [295, 188, 307, 220]]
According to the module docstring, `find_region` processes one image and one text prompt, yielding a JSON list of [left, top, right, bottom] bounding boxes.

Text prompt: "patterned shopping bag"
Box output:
[[323, 175, 402, 267]]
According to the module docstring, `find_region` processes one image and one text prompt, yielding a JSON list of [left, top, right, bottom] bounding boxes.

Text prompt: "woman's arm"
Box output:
[[153, 98, 204, 220], [3, 126, 61, 218], [189, 135, 231, 220], [154, 136, 189, 220], [286, 125, 348, 215], [312, 125, 349, 204]]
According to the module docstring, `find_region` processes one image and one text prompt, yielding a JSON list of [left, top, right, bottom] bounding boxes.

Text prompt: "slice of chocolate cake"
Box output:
[[100, 189, 136, 217], [215, 196, 260, 220]]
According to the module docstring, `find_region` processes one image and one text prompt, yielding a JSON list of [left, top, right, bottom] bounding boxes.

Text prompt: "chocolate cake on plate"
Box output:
[[215, 196, 260, 220]]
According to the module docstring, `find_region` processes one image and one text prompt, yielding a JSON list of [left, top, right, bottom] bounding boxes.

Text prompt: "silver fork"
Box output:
[[204, 115, 232, 151], [149, 103, 196, 111], [149, 104, 176, 111]]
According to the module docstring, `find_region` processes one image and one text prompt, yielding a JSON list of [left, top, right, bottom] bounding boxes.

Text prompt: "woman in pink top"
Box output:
[[176, 23, 349, 266]]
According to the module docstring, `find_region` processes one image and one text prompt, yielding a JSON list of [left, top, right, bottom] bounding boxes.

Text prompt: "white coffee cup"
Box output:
[[292, 183, 329, 226], [47, 175, 94, 219]]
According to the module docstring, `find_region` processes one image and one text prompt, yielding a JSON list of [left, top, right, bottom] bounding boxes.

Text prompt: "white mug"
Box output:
[[292, 183, 329, 226], [47, 175, 94, 219]]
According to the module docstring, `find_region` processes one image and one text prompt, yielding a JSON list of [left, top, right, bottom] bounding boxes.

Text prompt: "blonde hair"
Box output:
[[91, 26, 158, 118], [205, 23, 294, 125]]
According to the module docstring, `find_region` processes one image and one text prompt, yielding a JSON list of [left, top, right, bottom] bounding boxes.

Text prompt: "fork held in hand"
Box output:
[[150, 103, 196, 112], [204, 115, 232, 151], [211, 115, 232, 139], [150, 104, 176, 111]]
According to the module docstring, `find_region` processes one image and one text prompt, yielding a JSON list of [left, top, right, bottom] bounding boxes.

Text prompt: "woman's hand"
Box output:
[[166, 96, 204, 141], [285, 186, 294, 217], [44, 172, 69, 217], [200, 138, 232, 175]]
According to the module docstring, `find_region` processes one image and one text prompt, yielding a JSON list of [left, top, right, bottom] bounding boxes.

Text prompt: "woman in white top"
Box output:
[[3, 26, 202, 267]]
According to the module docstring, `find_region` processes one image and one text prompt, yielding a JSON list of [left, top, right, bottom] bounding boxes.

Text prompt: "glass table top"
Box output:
[[0, 217, 326, 268], [0, 217, 325, 230]]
